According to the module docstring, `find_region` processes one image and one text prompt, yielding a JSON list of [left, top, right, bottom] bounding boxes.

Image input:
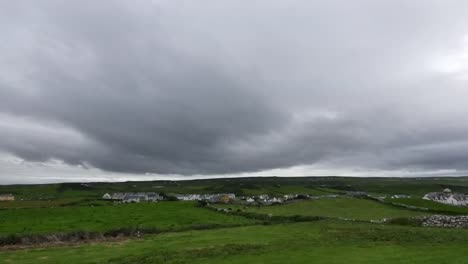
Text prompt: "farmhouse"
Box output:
[[123, 194, 141, 203], [213, 193, 236, 203], [391, 194, 411, 199], [147, 192, 160, 202], [107, 192, 162, 203], [283, 194, 298, 200], [346, 191, 368, 197], [174, 193, 236, 203], [423, 189, 468, 206], [0, 194, 14, 201]]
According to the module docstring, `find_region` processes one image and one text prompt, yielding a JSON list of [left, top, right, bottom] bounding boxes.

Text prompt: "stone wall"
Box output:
[[422, 215, 468, 228]]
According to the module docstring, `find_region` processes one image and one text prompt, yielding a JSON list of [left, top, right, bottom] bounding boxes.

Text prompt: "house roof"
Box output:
[[450, 193, 467, 201], [424, 192, 449, 200], [424, 192, 468, 201]]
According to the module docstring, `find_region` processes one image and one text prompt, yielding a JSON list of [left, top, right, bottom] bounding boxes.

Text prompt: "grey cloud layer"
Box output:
[[1, 0, 468, 177]]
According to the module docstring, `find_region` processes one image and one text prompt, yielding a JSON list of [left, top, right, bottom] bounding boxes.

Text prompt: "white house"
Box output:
[[391, 194, 411, 199], [108, 192, 160, 202], [0, 194, 14, 201], [423, 189, 468, 206], [270, 197, 283, 203], [123, 195, 140, 203], [446, 194, 468, 206]]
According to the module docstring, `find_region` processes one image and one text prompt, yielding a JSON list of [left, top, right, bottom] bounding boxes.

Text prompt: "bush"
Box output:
[[0, 234, 21, 245], [387, 217, 423, 226], [166, 196, 179, 201]]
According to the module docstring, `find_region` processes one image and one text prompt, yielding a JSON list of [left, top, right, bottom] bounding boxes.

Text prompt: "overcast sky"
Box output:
[[1, 1, 468, 184]]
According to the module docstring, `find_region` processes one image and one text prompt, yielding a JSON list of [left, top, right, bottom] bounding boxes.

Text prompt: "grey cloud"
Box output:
[[1, 0, 468, 179]]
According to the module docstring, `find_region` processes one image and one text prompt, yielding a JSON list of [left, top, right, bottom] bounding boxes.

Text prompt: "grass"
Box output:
[[0, 202, 256, 236], [0, 198, 84, 209], [387, 198, 468, 214], [217, 197, 430, 220], [2, 177, 468, 263], [2, 220, 468, 263]]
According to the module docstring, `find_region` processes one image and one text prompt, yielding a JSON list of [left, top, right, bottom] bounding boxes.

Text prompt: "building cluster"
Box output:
[[174, 193, 236, 203], [391, 194, 411, 199], [0, 193, 15, 201], [345, 191, 369, 197], [102, 192, 162, 203], [423, 188, 468, 206], [100, 191, 320, 205], [240, 194, 302, 205]]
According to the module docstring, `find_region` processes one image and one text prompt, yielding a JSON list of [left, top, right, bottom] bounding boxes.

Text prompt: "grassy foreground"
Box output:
[[0, 202, 255, 236], [2, 220, 468, 264]]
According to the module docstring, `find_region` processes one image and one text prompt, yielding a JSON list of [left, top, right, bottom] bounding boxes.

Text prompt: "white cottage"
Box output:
[[423, 189, 468, 207]]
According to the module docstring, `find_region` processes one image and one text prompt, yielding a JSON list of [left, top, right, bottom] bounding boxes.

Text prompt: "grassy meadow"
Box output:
[[2, 221, 468, 264], [216, 197, 430, 220], [1, 176, 468, 263], [0, 202, 256, 236], [387, 198, 468, 214]]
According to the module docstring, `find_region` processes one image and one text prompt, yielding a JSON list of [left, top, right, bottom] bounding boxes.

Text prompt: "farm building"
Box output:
[[216, 194, 236, 203], [123, 194, 141, 203], [423, 189, 468, 206], [174, 193, 236, 203], [346, 191, 368, 197], [391, 194, 411, 199], [107, 192, 162, 203], [0, 194, 14, 201]]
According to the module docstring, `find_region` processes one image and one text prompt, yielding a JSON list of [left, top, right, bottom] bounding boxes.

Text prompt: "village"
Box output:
[[2, 187, 468, 207], [100, 192, 298, 205], [92, 187, 468, 207]]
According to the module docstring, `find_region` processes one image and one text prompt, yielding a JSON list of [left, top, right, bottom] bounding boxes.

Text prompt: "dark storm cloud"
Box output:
[[1, 0, 468, 179]]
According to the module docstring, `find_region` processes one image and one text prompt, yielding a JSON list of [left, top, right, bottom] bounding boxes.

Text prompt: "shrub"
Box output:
[[387, 217, 423, 226], [166, 196, 179, 201]]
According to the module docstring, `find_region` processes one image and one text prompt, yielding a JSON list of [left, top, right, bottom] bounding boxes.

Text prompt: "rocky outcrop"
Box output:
[[422, 215, 468, 228]]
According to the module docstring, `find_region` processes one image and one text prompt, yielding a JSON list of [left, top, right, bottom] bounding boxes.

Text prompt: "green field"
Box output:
[[1, 176, 468, 263], [217, 197, 429, 220], [0, 198, 84, 209], [2, 220, 468, 264], [387, 198, 468, 214], [0, 202, 255, 236]]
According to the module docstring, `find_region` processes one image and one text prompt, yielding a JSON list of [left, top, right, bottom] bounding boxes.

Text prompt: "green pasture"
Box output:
[[0, 202, 255, 236], [217, 197, 430, 220], [2, 220, 468, 264], [388, 198, 468, 214]]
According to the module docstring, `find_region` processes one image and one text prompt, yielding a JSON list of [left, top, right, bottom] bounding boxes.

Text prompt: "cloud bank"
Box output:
[[1, 1, 468, 183]]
